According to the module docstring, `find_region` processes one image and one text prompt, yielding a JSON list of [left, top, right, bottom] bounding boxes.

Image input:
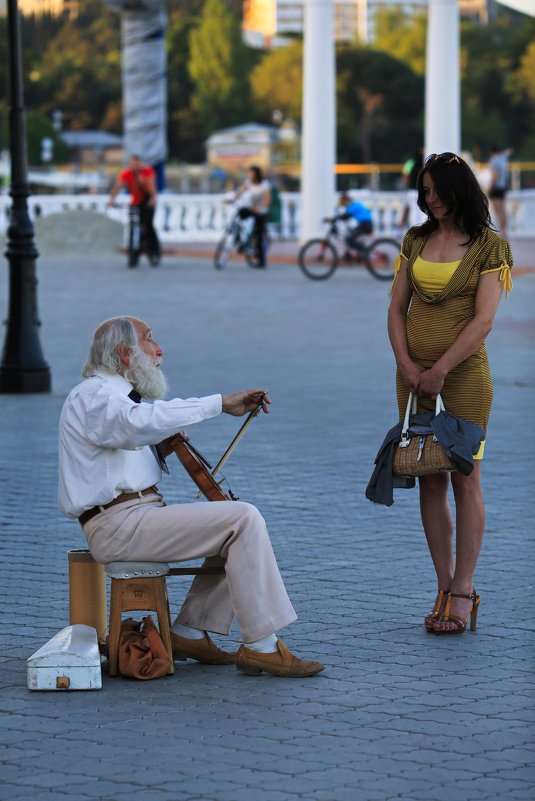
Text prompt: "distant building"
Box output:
[[15, 0, 78, 17], [206, 122, 299, 174], [242, 0, 496, 48], [61, 130, 123, 167], [243, 0, 359, 46]]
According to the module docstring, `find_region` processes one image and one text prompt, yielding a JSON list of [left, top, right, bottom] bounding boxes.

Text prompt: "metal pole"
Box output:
[[0, 0, 51, 393]]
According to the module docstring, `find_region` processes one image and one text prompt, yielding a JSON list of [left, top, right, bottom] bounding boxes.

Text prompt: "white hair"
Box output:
[[81, 317, 137, 377]]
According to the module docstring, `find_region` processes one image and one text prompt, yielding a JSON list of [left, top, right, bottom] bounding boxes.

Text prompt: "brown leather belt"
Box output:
[[79, 486, 159, 528]]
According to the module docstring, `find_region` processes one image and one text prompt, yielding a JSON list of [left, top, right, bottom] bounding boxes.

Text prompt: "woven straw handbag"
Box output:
[[393, 393, 456, 477]]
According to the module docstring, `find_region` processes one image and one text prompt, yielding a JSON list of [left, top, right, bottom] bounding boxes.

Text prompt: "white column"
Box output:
[[300, 0, 336, 243], [425, 0, 460, 156]]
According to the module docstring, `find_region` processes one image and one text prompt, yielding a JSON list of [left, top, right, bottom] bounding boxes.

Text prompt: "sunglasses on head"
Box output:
[[425, 152, 460, 165]]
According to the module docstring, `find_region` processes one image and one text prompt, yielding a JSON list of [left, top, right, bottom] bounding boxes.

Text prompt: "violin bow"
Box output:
[[194, 395, 265, 498]]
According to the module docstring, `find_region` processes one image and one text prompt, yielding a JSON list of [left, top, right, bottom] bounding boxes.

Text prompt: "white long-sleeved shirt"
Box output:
[[58, 370, 222, 518]]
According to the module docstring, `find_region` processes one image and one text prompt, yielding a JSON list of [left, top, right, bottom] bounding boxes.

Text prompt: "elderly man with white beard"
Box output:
[[58, 316, 324, 678]]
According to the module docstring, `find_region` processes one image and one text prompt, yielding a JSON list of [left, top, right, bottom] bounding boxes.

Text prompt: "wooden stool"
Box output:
[[105, 562, 174, 677], [105, 562, 226, 678]]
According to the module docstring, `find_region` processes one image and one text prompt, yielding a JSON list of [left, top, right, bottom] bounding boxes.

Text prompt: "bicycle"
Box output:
[[126, 204, 160, 268], [298, 217, 400, 281], [214, 207, 266, 270]]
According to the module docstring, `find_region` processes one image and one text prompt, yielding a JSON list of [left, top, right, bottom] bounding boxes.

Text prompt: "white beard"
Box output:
[[125, 349, 168, 400]]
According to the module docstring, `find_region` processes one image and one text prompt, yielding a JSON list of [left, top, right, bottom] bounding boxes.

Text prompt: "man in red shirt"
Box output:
[[109, 155, 161, 266]]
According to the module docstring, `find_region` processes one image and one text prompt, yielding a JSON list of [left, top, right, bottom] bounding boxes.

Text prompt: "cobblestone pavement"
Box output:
[[0, 248, 534, 801]]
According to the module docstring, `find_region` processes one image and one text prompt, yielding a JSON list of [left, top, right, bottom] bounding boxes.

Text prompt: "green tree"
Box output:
[[460, 14, 535, 158], [337, 46, 423, 164], [0, 109, 68, 165], [251, 40, 423, 164], [251, 40, 303, 124], [188, 0, 252, 136], [167, 9, 205, 161], [517, 40, 535, 101], [31, 17, 121, 132], [372, 8, 427, 77]]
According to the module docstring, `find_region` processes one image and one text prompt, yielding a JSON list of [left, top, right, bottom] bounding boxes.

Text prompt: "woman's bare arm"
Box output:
[[387, 258, 425, 393]]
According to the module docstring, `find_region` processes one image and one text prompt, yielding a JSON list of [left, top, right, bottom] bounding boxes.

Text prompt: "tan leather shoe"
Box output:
[[236, 639, 325, 677], [170, 632, 236, 665]]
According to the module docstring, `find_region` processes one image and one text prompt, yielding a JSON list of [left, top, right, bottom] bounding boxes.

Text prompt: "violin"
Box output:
[[170, 433, 235, 501], [169, 398, 265, 502]]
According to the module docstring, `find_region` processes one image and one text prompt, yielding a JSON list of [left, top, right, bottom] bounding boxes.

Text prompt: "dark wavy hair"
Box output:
[[415, 154, 492, 243], [248, 165, 264, 184]]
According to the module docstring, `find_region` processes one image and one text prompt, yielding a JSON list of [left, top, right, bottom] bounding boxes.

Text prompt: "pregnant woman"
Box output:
[[387, 152, 512, 635]]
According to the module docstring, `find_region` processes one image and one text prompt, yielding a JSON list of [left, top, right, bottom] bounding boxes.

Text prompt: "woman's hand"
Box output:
[[417, 366, 446, 398], [222, 389, 270, 416], [398, 360, 426, 393]]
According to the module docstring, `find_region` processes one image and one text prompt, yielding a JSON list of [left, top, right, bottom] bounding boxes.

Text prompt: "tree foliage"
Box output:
[[188, 0, 252, 136], [337, 47, 423, 163], [251, 40, 303, 124], [372, 8, 427, 77], [1, 2, 533, 165]]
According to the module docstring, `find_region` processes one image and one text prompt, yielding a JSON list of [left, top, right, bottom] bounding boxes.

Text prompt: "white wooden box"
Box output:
[[27, 624, 102, 691]]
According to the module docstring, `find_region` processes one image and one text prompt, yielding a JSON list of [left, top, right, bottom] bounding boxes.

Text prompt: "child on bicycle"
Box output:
[[336, 193, 374, 256]]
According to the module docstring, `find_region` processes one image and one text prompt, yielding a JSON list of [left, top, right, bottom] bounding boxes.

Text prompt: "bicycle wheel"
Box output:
[[214, 230, 235, 269], [365, 238, 400, 281], [298, 239, 338, 280]]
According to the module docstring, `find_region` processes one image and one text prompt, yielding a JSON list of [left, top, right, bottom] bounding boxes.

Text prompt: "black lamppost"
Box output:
[[0, 0, 51, 393]]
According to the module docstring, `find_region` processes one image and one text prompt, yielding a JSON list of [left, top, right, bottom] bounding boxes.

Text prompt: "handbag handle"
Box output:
[[400, 392, 445, 442]]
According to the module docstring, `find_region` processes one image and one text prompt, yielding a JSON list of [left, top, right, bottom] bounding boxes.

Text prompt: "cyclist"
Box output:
[[399, 148, 426, 230], [108, 154, 161, 266], [336, 193, 374, 256], [227, 165, 272, 268]]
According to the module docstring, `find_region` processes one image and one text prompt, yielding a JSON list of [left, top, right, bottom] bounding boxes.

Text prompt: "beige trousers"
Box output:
[[83, 491, 297, 641]]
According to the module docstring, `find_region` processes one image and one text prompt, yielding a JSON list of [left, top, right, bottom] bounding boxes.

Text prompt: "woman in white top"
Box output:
[[232, 165, 272, 268]]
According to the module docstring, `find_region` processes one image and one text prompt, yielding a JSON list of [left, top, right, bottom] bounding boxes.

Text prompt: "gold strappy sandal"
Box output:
[[424, 589, 449, 632], [433, 590, 481, 635]]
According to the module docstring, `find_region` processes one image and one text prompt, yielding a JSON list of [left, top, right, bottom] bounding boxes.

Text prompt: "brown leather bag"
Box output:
[[117, 616, 172, 680]]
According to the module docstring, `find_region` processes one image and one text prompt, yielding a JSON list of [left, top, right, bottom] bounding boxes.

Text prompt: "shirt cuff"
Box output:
[[202, 393, 222, 419]]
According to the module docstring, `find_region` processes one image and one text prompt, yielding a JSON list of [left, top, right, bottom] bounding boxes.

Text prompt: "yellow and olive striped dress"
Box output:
[[395, 227, 513, 447]]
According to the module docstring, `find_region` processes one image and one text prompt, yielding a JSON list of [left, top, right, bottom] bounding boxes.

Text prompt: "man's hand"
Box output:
[[222, 389, 270, 417]]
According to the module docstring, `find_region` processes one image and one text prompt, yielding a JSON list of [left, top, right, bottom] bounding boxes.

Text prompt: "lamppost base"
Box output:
[[0, 365, 51, 393]]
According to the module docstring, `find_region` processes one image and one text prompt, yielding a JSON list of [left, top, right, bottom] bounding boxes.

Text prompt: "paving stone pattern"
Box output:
[[0, 250, 534, 801]]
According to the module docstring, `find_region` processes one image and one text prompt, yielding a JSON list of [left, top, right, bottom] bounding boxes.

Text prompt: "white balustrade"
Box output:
[[0, 190, 533, 241]]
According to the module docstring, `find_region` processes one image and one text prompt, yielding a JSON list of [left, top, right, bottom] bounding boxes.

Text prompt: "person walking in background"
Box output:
[[109, 154, 161, 265], [228, 165, 271, 268], [488, 145, 511, 235], [399, 148, 426, 230], [388, 152, 512, 636]]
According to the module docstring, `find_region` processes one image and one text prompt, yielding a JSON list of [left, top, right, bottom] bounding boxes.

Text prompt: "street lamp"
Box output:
[[0, 0, 51, 393]]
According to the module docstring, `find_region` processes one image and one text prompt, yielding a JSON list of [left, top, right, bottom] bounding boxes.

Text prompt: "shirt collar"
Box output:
[[92, 370, 134, 396]]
